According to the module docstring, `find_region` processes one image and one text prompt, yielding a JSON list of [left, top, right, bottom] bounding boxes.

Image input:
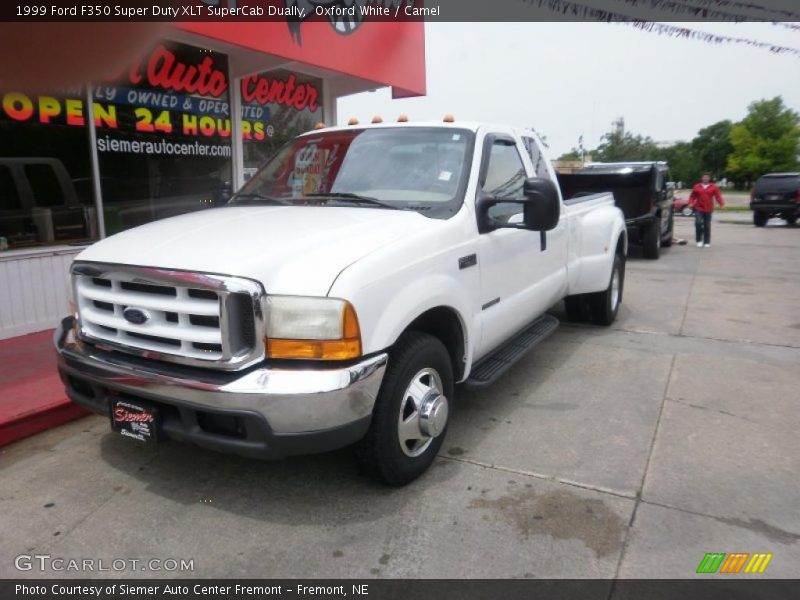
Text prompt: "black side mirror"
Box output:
[[522, 177, 560, 231], [477, 177, 560, 234]]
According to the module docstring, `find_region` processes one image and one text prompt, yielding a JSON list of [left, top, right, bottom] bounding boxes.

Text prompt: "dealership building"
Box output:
[[0, 19, 425, 340]]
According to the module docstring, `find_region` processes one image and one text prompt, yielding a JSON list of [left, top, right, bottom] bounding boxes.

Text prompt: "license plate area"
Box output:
[[110, 396, 161, 443], [766, 194, 783, 201]]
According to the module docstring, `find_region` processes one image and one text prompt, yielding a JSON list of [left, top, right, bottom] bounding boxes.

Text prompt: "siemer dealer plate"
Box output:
[[110, 397, 161, 443]]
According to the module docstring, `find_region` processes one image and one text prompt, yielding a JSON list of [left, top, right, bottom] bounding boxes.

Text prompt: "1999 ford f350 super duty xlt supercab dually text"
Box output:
[[55, 120, 627, 485]]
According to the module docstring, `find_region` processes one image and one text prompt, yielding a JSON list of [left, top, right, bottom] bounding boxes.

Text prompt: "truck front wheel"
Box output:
[[642, 218, 661, 259], [355, 332, 454, 486], [753, 212, 768, 227], [588, 252, 624, 326]]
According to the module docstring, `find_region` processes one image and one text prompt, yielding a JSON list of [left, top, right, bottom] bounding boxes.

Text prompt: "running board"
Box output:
[[465, 314, 560, 388]]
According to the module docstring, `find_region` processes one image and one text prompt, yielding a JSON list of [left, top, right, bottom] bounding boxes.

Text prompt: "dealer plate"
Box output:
[[110, 397, 161, 443]]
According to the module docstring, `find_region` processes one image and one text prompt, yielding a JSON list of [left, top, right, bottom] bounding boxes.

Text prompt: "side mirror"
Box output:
[[477, 177, 560, 234], [522, 177, 561, 231]]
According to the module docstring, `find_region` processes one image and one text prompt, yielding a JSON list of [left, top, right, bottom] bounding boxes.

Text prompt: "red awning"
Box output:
[[175, 20, 426, 97]]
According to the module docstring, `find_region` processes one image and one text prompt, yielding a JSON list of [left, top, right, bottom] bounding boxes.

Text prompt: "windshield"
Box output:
[[229, 127, 475, 217]]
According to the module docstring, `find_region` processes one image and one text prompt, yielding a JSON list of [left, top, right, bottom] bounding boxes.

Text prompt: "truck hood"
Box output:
[[76, 206, 436, 296]]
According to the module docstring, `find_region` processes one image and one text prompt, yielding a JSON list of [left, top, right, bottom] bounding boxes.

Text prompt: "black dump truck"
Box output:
[[558, 162, 674, 259]]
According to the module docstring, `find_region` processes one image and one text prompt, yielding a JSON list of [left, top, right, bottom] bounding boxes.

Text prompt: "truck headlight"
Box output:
[[265, 296, 362, 360]]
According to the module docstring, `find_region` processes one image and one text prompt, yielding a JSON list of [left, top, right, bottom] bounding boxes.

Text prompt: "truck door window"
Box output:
[[24, 164, 64, 208], [0, 165, 22, 210], [522, 136, 550, 179], [483, 141, 526, 223]]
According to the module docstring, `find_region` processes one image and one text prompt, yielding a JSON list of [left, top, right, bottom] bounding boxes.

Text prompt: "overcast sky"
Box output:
[[338, 22, 800, 157]]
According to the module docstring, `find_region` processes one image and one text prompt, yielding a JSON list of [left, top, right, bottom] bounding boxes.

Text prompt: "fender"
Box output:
[[347, 272, 473, 366], [569, 205, 627, 295]]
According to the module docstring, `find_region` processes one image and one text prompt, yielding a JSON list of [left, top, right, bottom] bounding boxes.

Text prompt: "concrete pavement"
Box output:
[[1, 215, 798, 580]]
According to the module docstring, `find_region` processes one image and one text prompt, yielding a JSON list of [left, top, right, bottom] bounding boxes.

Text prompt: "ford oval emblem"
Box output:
[[123, 307, 150, 325]]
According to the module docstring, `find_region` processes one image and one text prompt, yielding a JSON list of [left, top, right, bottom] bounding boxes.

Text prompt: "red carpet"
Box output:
[[0, 329, 87, 446]]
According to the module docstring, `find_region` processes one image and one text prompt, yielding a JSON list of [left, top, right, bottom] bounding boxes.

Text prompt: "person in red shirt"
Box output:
[[688, 173, 725, 247]]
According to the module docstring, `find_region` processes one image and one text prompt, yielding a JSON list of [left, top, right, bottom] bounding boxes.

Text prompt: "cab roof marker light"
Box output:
[[348, 118, 360, 125], [313, 122, 327, 130], [443, 114, 455, 123], [397, 115, 409, 122], [371, 116, 383, 123]]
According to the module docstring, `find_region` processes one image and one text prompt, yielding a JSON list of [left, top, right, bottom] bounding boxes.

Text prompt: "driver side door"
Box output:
[[474, 134, 546, 359]]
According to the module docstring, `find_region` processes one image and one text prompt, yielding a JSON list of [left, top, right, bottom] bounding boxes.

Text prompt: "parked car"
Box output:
[[55, 121, 626, 485], [673, 195, 693, 216], [750, 173, 800, 227], [557, 162, 674, 259]]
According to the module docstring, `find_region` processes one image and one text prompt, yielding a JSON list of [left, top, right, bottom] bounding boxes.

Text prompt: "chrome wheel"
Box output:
[[681, 206, 693, 217], [610, 265, 620, 312], [397, 368, 448, 458]]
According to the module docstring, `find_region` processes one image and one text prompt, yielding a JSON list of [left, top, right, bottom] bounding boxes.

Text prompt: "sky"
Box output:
[[337, 22, 800, 157]]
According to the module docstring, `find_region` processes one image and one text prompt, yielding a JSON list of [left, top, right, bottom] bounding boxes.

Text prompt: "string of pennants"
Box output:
[[520, 0, 800, 56]]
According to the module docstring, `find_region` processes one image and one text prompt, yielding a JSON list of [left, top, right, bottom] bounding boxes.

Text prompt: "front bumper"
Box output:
[[54, 316, 387, 459]]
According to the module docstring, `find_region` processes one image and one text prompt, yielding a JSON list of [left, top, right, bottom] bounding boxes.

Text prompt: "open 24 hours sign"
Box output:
[[0, 41, 322, 154]]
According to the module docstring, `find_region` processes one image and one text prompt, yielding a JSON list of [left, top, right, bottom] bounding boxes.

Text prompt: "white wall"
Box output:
[[0, 247, 81, 340]]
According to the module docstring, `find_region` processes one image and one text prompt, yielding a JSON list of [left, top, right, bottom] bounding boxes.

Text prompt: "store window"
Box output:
[[0, 87, 97, 250], [241, 69, 323, 177], [93, 42, 233, 235]]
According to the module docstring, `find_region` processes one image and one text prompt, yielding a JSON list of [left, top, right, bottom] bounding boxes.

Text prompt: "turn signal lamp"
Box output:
[[443, 114, 455, 123], [371, 116, 383, 123], [347, 117, 360, 126], [313, 122, 326, 130], [265, 297, 362, 360], [397, 115, 409, 122]]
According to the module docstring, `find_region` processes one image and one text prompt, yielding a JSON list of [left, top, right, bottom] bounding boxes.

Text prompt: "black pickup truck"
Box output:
[[558, 162, 674, 259], [750, 173, 800, 227]]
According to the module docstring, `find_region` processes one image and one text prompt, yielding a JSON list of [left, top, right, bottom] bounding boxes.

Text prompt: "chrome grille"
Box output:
[[72, 262, 265, 370]]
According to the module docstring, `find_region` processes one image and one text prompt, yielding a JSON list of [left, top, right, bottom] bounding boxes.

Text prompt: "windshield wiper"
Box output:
[[230, 192, 291, 206], [305, 192, 400, 210]]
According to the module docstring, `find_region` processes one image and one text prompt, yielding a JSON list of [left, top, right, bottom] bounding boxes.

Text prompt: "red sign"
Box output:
[[176, 19, 426, 97], [241, 73, 319, 111], [124, 44, 228, 98]]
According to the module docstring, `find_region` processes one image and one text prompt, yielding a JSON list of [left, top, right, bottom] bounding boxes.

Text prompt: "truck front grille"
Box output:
[[72, 263, 265, 370]]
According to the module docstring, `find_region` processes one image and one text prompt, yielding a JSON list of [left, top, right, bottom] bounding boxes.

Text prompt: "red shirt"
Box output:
[[689, 183, 725, 213]]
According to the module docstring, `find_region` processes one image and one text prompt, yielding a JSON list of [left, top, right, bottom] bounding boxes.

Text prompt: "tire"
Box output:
[[681, 206, 693, 217], [661, 211, 674, 247], [785, 215, 797, 226], [355, 332, 454, 486], [588, 252, 624, 326], [564, 295, 591, 322], [753, 212, 768, 227], [642, 218, 661, 259]]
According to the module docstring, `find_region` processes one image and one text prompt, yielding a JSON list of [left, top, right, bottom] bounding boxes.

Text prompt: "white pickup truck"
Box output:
[[55, 120, 626, 485]]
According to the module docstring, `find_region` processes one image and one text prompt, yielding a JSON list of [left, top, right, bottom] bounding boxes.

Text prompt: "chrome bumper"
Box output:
[[55, 317, 387, 437]]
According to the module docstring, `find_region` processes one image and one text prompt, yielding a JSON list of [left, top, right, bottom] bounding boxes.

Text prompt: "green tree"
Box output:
[[654, 142, 700, 186], [593, 129, 660, 162], [727, 97, 800, 187], [557, 148, 583, 161], [692, 120, 733, 179]]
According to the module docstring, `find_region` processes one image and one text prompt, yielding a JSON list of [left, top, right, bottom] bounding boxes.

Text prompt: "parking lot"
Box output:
[[1, 214, 798, 580]]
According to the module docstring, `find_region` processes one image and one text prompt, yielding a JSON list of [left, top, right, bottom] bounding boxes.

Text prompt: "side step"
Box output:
[[465, 314, 559, 388]]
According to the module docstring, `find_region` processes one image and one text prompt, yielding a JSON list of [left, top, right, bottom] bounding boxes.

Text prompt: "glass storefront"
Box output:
[[241, 68, 323, 178], [0, 88, 97, 250], [0, 40, 326, 252], [93, 42, 233, 235]]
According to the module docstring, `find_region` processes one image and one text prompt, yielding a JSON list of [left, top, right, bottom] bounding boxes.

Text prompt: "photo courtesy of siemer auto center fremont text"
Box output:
[[0, 1, 798, 598]]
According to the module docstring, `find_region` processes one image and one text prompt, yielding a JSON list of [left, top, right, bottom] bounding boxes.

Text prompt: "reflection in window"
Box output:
[[0, 90, 97, 250], [484, 141, 526, 223]]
